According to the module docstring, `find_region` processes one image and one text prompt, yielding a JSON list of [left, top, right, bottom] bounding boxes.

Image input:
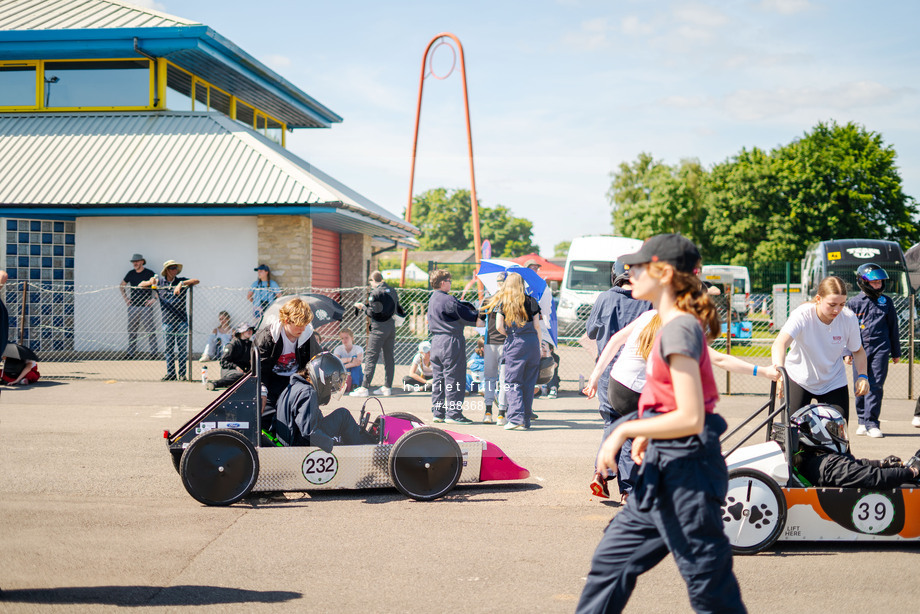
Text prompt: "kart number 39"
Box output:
[[851, 493, 895, 534], [302, 450, 338, 485]]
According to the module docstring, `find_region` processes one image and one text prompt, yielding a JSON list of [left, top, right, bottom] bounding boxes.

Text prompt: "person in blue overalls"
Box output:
[[846, 263, 900, 438], [483, 271, 543, 430], [577, 234, 746, 614], [427, 269, 479, 424]]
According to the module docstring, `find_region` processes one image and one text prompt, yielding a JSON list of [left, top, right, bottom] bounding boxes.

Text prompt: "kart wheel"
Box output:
[[386, 412, 425, 424], [722, 468, 786, 555], [389, 426, 462, 501], [180, 429, 259, 506], [170, 449, 182, 474]]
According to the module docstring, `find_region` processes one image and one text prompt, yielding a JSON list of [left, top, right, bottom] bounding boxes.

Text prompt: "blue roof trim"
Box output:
[[0, 26, 341, 128]]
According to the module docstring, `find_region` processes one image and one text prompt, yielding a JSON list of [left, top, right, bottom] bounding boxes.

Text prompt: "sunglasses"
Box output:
[[167, 265, 179, 270]]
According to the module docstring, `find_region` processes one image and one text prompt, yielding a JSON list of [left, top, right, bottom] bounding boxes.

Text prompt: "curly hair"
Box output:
[[278, 297, 313, 327], [483, 272, 529, 327], [647, 262, 720, 341]]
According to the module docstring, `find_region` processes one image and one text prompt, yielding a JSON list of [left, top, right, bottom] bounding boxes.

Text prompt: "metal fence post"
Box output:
[[186, 285, 194, 382], [910, 294, 915, 399]]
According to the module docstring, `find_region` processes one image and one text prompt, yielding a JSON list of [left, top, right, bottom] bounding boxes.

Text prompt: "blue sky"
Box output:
[[152, 0, 920, 256]]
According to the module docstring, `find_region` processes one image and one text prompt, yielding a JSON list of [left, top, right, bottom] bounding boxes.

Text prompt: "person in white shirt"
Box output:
[[402, 341, 434, 391], [772, 276, 869, 423], [332, 328, 364, 392]]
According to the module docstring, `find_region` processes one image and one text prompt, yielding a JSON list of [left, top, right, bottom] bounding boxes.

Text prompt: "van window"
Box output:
[[826, 261, 910, 297], [566, 261, 612, 292]]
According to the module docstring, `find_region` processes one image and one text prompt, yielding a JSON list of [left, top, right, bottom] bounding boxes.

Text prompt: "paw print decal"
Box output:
[[723, 496, 774, 530]]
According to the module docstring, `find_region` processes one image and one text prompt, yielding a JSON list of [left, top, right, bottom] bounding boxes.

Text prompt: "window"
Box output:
[[166, 65, 194, 111], [0, 63, 37, 107], [43, 60, 150, 108]]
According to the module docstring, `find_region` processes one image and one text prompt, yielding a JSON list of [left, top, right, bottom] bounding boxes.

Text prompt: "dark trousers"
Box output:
[[787, 379, 850, 422], [577, 447, 746, 614], [363, 319, 395, 388], [309, 407, 367, 452], [854, 350, 890, 428], [599, 379, 642, 494], [503, 322, 540, 428], [430, 333, 467, 420], [127, 305, 158, 355]]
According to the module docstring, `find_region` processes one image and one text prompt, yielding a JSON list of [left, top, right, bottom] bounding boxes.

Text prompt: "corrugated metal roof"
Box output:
[[0, 111, 417, 237], [0, 0, 198, 30]]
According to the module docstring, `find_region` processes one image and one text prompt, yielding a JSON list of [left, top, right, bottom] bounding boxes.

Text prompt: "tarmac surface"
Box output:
[[1, 379, 920, 613]]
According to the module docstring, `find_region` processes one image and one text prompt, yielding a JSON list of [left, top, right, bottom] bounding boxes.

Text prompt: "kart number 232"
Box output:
[[302, 450, 338, 485]]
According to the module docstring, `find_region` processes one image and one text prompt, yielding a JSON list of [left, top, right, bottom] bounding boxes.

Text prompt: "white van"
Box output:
[[557, 235, 643, 334], [700, 265, 751, 318]]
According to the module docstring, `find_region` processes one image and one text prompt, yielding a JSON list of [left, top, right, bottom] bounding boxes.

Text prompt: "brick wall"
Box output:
[[340, 233, 372, 288], [257, 215, 312, 288]]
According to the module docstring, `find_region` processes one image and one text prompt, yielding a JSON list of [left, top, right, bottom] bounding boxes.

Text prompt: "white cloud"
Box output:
[[620, 15, 653, 36], [759, 0, 813, 15], [723, 81, 916, 121], [672, 3, 730, 28], [262, 54, 292, 70], [560, 18, 612, 51]]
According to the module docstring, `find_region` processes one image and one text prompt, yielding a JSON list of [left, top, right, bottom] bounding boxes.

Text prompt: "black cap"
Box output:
[[619, 234, 701, 274]]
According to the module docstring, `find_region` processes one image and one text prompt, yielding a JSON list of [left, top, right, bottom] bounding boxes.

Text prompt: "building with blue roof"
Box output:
[[0, 0, 418, 354]]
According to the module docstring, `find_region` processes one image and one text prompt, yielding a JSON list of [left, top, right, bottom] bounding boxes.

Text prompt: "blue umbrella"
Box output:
[[477, 259, 557, 345]]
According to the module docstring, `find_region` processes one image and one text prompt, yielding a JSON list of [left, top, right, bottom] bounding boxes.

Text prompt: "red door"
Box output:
[[312, 227, 341, 289]]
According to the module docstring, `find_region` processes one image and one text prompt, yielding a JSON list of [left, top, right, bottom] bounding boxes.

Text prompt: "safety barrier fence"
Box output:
[[3, 282, 918, 400]]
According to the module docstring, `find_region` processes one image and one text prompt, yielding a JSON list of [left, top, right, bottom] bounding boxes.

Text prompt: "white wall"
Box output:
[[74, 216, 259, 353]]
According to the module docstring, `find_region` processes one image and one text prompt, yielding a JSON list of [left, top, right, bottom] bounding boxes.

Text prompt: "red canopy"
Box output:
[[511, 253, 564, 283]]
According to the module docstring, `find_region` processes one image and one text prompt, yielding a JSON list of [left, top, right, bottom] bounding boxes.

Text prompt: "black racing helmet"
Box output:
[[536, 355, 557, 385], [790, 404, 849, 454], [855, 263, 888, 298], [307, 352, 348, 406]]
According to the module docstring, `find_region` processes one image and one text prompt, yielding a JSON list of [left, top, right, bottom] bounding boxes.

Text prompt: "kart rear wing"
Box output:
[[721, 367, 796, 470], [165, 346, 264, 448]]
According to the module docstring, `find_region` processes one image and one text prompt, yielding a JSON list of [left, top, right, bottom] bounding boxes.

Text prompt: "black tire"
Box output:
[[722, 468, 787, 555], [386, 412, 425, 424], [180, 429, 259, 506], [389, 426, 462, 501], [170, 449, 182, 474]]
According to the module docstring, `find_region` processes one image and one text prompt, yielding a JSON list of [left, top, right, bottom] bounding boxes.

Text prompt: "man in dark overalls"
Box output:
[[847, 263, 900, 438], [427, 269, 479, 424]]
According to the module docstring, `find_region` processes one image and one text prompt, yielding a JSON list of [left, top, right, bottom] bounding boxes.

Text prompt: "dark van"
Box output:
[[801, 239, 911, 298]]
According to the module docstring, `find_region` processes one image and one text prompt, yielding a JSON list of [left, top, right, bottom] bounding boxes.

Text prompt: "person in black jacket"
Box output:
[[252, 297, 322, 414], [791, 404, 920, 488], [207, 323, 254, 390], [273, 353, 372, 451], [350, 271, 405, 397]]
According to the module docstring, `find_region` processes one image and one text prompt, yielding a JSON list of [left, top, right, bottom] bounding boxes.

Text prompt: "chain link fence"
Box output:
[[4, 279, 919, 399]]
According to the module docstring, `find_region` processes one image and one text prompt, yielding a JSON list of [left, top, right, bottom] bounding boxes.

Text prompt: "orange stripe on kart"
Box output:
[[898, 489, 920, 538], [783, 488, 833, 522]]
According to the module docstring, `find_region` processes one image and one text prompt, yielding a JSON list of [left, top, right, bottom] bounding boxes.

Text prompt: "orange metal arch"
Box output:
[[399, 33, 482, 286]]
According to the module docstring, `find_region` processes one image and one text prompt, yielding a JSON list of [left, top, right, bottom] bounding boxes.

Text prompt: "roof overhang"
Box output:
[[0, 26, 342, 128]]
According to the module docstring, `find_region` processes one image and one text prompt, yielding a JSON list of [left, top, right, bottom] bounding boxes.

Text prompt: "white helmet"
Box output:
[[790, 404, 849, 454], [418, 341, 431, 353]]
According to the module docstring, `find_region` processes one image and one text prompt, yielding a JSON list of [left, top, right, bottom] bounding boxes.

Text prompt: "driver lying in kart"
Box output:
[[273, 352, 376, 451], [791, 404, 920, 488]]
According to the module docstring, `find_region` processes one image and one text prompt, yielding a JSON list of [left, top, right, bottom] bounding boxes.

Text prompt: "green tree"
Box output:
[[554, 240, 571, 258], [406, 188, 537, 257], [608, 153, 708, 248], [703, 121, 917, 264]]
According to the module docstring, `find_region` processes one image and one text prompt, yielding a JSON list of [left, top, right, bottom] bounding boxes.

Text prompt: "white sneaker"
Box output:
[[349, 386, 369, 397], [913, 416, 920, 428], [855, 424, 867, 435], [867, 427, 883, 438], [374, 386, 392, 397]]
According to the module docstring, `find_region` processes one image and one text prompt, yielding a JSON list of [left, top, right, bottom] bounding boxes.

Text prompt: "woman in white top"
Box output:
[[772, 276, 869, 422]]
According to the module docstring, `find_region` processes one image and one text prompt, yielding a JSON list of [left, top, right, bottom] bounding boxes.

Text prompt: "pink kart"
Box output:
[[165, 358, 529, 506]]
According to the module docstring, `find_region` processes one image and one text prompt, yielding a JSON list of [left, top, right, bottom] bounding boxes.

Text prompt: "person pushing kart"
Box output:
[[791, 404, 920, 488], [273, 352, 376, 452]]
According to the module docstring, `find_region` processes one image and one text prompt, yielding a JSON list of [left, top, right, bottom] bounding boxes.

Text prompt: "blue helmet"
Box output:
[[856, 263, 888, 297]]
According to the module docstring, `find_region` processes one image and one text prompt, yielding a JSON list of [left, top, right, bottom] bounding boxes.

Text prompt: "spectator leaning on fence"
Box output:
[[119, 253, 158, 359], [139, 260, 199, 381], [248, 264, 282, 322]]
